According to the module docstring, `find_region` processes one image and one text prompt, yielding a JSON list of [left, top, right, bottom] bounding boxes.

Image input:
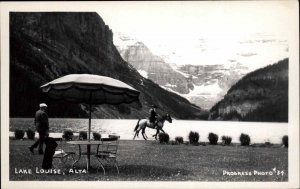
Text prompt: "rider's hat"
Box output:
[[151, 105, 158, 108], [39, 103, 47, 108]]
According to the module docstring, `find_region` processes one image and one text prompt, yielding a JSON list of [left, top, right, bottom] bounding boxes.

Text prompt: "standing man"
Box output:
[[149, 105, 159, 129], [29, 103, 49, 155]]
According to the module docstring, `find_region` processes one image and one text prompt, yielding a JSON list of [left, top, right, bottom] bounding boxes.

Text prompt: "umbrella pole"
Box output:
[[87, 102, 91, 171], [88, 103, 91, 142]]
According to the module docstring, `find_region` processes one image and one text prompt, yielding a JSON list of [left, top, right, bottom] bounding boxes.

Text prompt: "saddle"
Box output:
[[147, 120, 158, 129]]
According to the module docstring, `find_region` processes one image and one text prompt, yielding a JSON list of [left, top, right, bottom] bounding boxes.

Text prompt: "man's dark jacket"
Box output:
[[35, 109, 49, 133]]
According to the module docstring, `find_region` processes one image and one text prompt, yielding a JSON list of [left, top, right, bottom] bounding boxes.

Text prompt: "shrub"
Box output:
[[26, 129, 35, 140], [63, 129, 73, 141], [175, 136, 184, 144], [208, 133, 219, 145], [93, 132, 101, 140], [282, 135, 288, 148], [79, 131, 87, 140], [14, 129, 25, 139], [188, 131, 199, 145], [258, 142, 272, 147], [221, 136, 232, 145], [170, 141, 177, 145], [264, 140, 272, 146], [240, 133, 251, 146], [158, 133, 170, 144]]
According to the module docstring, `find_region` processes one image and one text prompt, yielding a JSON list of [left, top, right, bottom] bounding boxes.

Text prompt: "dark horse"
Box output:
[[133, 114, 172, 140]]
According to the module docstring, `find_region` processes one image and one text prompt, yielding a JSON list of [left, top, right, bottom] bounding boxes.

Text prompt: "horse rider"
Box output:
[[149, 105, 159, 129]]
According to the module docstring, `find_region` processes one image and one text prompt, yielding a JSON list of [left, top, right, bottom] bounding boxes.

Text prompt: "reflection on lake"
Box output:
[[10, 118, 287, 144]]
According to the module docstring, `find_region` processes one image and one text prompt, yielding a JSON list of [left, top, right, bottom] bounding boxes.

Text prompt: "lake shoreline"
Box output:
[[9, 118, 288, 144]]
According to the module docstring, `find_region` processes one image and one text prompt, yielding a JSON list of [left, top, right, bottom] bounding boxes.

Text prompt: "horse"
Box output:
[[133, 114, 172, 140]]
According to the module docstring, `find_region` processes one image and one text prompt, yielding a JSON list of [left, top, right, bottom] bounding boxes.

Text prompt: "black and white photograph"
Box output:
[[1, 1, 299, 189]]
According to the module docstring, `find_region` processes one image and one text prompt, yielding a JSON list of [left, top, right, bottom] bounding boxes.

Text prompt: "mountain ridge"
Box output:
[[209, 58, 288, 122], [9, 12, 206, 119]]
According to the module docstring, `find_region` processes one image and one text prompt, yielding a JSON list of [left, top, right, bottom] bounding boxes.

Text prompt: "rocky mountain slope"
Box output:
[[115, 33, 248, 110], [209, 58, 288, 122], [10, 12, 205, 119], [116, 40, 192, 94], [176, 63, 248, 109]]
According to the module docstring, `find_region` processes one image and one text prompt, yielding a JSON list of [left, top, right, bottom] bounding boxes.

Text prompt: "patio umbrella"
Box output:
[[40, 74, 140, 168]]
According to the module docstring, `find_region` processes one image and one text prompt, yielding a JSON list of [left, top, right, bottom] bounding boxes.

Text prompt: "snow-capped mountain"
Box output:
[[177, 63, 248, 109], [114, 33, 248, 110], [115, 34, 192, 94]]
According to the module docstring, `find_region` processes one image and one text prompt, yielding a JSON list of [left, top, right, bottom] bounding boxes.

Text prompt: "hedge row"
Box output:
[[14, 129, 35, 140], [13, 129, 102, 141], [158, 132, 288, 148], [12, 129, 289, 148]]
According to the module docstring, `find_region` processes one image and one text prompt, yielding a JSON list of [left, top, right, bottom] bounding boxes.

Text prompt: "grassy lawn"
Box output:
[[9, 139, 288, 181]]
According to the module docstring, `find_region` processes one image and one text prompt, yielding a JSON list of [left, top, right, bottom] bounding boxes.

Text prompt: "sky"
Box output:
[[96, 1, 292, 71]]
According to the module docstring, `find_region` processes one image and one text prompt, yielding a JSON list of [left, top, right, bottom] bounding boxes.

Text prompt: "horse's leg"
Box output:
[[133, 131, 138, 140], [155, 127, 166, 140], [144, 128, 149, 139], [142, 128, 147, 140], [133, 130, 139, 140], [144, 129, 148, 139], [134, 128, 141, 139], [152, 130, 157, 137], [152, 127, 159, 137], [154, 129, 160, 140]]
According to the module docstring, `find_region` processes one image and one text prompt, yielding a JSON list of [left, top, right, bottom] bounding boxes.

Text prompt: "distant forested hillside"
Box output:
[[209, 58, 288, 122]]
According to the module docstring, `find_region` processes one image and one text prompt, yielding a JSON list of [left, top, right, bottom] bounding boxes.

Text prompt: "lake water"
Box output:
[[10, 118, 287, 144]]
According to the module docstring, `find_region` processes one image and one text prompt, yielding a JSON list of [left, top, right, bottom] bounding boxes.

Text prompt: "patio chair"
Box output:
[[95, 135, 120, 175], [52, 138, 76, 171]]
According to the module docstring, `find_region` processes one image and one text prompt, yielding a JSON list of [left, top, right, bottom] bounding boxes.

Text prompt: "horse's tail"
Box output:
[[134, 119, 141, 131]]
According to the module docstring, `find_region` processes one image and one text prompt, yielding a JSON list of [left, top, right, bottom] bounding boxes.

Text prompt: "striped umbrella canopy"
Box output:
[[41, 74, 140, 105], [41, 74, 140, 169]]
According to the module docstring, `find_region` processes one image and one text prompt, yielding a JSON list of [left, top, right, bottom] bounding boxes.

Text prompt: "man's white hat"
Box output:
[[40, 103, 47, 108]]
